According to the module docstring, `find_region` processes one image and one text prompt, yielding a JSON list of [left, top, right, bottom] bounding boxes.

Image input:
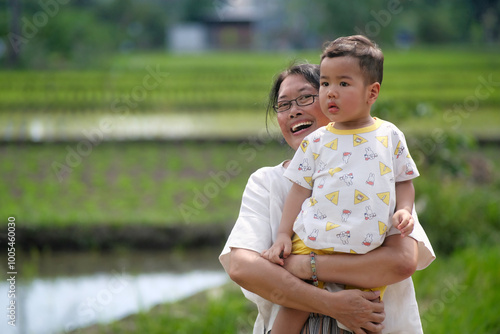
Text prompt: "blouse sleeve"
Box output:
[[220, 167, 275, 261], [386, 207, 436, 270]]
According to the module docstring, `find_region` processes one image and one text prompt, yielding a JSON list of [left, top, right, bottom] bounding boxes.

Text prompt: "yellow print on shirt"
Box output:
[[301, 139, 309, 152], [353, 135, 368, 146]]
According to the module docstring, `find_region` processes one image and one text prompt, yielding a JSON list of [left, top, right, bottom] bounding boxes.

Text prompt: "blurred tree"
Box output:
[[0, 0, 498, 68], [5, 0, 21, 67], [415, 1, 472, 44], [471, 0, 500, 42], [173, 0, 214, 21], [95, 0, 168, 51]]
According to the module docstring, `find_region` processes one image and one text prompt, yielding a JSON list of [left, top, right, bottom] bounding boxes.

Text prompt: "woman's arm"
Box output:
[[228, 247, 385, 333], [284, 234, 418, 288]]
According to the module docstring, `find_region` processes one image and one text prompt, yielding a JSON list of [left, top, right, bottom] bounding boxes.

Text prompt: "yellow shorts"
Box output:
[[291, 234, 386, 299]]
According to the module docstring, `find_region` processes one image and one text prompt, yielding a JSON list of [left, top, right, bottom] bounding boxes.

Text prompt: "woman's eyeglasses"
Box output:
[[273, 94, 319, 113]]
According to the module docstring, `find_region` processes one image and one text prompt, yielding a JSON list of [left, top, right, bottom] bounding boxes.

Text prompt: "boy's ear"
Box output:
[[367, 82, 380, 104]]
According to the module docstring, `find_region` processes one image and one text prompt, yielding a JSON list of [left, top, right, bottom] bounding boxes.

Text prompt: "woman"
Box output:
[[219, 63, 435, 333]]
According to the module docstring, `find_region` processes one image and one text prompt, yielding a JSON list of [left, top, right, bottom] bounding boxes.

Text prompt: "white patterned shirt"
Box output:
[[284, 118, 419, 253]]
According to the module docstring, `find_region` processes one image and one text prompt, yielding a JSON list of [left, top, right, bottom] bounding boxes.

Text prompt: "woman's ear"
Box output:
[[367, 82, 380, 104]]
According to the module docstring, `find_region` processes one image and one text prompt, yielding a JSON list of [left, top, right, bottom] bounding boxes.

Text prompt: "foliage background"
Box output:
[[1, 0, 500, 68]]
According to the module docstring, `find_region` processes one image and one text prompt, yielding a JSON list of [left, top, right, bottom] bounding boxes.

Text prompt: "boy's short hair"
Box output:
[[321, 35, 384, 86]]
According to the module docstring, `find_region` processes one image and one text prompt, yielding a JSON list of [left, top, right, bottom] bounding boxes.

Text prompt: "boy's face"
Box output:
[[319, 56, 379, 129]]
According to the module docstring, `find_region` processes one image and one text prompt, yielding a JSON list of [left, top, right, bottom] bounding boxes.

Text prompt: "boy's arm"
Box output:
[[395, 180, 414, 213], [393, 180, 415, 237], [261, 182, 311, 265]]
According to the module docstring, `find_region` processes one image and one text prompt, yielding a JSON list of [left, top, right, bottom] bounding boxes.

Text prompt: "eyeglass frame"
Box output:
[[273, 94, 319, 113]]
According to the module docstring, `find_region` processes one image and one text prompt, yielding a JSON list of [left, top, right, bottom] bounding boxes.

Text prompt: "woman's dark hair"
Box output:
[[266, 62, 320, 130]]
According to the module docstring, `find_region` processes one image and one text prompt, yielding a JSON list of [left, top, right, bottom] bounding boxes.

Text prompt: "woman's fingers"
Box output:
[[359, 291, 385, 332], [363, 320, 385, 333], [329, 289, 385, 333]]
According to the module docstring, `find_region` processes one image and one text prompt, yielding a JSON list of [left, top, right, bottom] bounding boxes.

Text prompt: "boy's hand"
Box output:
[[261, 233, 292, 266], [392, 209, 414, 238]]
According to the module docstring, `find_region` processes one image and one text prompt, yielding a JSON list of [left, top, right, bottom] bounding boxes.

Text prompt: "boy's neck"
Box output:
[[332, 115, 375, 130]]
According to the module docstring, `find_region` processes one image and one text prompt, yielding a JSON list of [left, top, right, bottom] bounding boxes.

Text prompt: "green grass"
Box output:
[[413, 245, 500, 332], [2, 138, 500, 256], [0, 140, 292, 227], [74, 245, 500, 334]]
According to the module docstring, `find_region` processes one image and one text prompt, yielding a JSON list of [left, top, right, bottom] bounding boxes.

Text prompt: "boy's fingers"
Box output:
[[271, 252, 284, 265], [283, 244, 292, 258], [271, 248, 282, 262]]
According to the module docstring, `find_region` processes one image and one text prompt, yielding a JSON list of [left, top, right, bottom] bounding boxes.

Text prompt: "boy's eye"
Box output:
[[320, 82, 329, 87], [340, 82, 349, 87]]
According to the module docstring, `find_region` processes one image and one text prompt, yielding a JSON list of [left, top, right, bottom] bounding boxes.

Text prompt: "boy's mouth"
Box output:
[[327, 102, 339, 113]]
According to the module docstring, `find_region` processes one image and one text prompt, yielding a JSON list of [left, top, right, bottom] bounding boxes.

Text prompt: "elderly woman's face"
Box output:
[[276, 75, 331, 151]]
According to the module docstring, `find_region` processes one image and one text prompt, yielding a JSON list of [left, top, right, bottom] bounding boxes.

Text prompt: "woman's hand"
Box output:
[[327, 289, 385, 333], [229, 248, 385, 333], [283, 255, 386, 332]]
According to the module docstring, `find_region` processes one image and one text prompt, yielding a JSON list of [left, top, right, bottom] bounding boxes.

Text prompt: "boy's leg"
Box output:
[[271, 306, 310, 334]]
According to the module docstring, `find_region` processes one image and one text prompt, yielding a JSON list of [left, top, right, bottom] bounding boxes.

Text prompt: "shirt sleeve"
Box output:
[[219, 167, 274, 261], [283, 138, 317, 190], [391, 127, 420, 183]]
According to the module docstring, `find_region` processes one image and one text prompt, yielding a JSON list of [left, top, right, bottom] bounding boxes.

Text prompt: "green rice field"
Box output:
[[1, 47, 499, 139]]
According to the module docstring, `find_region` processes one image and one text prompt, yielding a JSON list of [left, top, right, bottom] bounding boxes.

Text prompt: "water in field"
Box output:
[[0, 112, 280, 142], [0, 249, 228, 334]]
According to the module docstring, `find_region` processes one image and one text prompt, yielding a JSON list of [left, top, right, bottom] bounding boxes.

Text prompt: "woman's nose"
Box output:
[[288, 105, 302, 118]]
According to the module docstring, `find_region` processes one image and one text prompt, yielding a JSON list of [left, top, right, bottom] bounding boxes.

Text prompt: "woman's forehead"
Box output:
[[278, 75, 316, 99]]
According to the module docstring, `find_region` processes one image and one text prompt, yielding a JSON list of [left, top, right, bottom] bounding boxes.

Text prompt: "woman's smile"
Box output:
[[290, 120, 314, 134]]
